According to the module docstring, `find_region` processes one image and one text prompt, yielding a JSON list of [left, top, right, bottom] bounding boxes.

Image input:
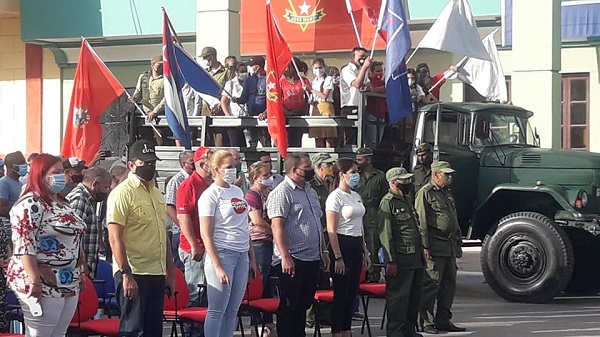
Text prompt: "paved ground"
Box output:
[[163, 246, 600, 336]]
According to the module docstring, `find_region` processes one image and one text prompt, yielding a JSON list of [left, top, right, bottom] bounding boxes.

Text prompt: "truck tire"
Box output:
[[481, 212, 574, 303]]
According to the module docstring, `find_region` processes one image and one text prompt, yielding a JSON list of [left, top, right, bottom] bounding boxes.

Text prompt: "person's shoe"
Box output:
[[352, 312, 364, 320], [445, 324, 466, 332], [422, 325, 439, 334]]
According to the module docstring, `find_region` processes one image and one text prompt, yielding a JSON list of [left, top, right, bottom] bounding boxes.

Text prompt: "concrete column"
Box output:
[[196, 0, 241, 62], [511, 0, 561, 149]]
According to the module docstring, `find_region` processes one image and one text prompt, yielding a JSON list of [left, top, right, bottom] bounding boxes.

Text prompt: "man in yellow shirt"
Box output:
[[107, 139, 175, 336]]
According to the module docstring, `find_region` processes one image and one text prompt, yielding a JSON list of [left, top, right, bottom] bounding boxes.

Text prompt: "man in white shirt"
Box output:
[[340, 47, 372, 148], [221, 63, 249, 147]]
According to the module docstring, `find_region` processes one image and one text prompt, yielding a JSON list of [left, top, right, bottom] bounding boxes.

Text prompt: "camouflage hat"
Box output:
[[311, 153, 336, 167], [356, 147, 374, 157], [151, 54, 163, 64], [386, 167, 414, 182], [416, 143, 432, 154], [431, 161, 455, 173], [201, 46, 217, 57]]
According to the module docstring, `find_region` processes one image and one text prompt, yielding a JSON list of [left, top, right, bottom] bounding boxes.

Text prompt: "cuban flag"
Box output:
[[380, 0, 413, 123], [162, 10, 191, 149]]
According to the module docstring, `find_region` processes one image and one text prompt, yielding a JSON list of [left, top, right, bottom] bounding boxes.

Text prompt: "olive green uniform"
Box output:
[[358, 169, 388, 282], [415, 181, 462, 330], [379, 191, 425, 337], [412, 164, 431, 194], [133, 72, 165, 114], [310, 174, 333, 230], [201, 64, 233, 146]]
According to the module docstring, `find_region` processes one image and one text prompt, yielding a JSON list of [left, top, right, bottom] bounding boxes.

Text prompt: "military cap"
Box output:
[[356, 147, 374, 157], [416, 143, 432, 154], [386, 167, 414, 182], [201, 46, 217, 57], [431, 161, 455, 173], [311, 153, 336, 167], [151, 54, 163, 64]]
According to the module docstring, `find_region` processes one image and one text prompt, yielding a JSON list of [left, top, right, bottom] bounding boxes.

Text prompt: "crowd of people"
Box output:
[[132, 45, 454, 150]]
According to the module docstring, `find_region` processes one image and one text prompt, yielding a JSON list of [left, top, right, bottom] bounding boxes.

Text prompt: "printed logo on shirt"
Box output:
[[231, 198, 248, 214], [283, 0, 326, 32]]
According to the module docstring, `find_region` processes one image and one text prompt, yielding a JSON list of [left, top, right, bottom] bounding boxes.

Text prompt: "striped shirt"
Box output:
[[66, 183, 100, 278], [164, 169, 189, 234], [266, 176, 323, 264]]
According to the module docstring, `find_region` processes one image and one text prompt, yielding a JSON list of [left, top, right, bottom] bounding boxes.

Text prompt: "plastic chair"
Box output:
[[163, 268, 207, 337], [92, 260, 119, 317], [241, 271, 280, 337], [359, 264, 386, 337], [70, 276, 120, 337]]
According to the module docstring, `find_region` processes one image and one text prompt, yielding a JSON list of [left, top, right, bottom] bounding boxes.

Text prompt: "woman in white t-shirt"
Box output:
[[309, 58, 338, 148], [199, 150, 258, 337], [325, 158, 370, 337]]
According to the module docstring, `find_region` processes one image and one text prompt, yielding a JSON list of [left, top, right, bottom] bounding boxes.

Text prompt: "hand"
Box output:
[[27, 282, 42, 299], [191, 245, 204, 262], [38, 264, 56, 287], [363, 251, 372, 271], [321, 252, 330, 272], [281, 255, 295, 277], [146, 111, 157, 121], [334, 259, 346, 275], [91, 151, 106, 165], [231, 97, 238, 103], [250, 261, 260, 279], [82, 264, 91, 278], [210, 106, 222, 115], [128, 96, 138, 104], [258, 112, 267, 121], [165, 272, 175, 297], [423, 248, 431, 261], [362, 58, 372, 69], [449, 65, 459, 72], [386, 262, 397, 277], [457, 247, 463, 259], [215, 265, 230, 285], [123, 274, 139, 300]]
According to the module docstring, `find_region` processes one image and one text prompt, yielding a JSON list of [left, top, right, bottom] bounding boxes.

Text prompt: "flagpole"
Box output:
[[369, 0, 388, 59], [428, 56, 468, 93], [405, 47, 419, 65], [344, 0, 362, 47], [162, 7, 182, 46], [125, 92, 163, 138], [290, 57, 308, 92]]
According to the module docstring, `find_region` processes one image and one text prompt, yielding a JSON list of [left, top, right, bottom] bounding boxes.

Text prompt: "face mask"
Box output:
[[235, 163, 242, 175], [333, 77, 340, 85], [373, 73, 383, 80], [312, 68, 324, 77], [19, 174, 28, 184], [238, 73, 248, 81], [13, 164, 27, 177], [222, 168, 237, 184], [408, 79, 415, 87], [71, 174, 84, 184], [47, 174, 67, 194], [260, 176, 274, 188], [398, 183, 413, 195], [348, 173, 360, 189], [442, 174, 453, 186], [358, 58, 366, 66], [247, 65, 256, 76], [94, 190, 109, 202], [298, 168, 315, 181], [201, 59, 210, 71], [135, 165, 156, 182]]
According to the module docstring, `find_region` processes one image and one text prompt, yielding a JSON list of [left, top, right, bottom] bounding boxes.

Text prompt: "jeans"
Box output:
[[171, 232, 184, 271], [115, 273, 166, 337], [204, 248, 249, 337], [251, 240, 274, 325], [178, 247, 206, 305], [330, 235, 363, 333], [364, 114, 385, 149], [276, 259, 320, 337], [16, 292, 78, 337]]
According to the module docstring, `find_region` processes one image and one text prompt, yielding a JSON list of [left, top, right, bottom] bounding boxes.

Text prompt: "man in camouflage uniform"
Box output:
[[412, 143, 433, 194], [131, 55, 166, 144], [356, 147, 388, 282], [379, 167, 424, 337], [415, 161, 465, 334]]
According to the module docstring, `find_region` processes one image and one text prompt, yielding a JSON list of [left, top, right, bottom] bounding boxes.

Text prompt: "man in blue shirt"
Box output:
[[0, 151, 27, 218], [236, 56, 271, 147]]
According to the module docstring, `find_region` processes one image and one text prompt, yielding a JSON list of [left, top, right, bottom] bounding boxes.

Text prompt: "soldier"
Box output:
[[356, 147, 388, 282], [310, 153, 337, 226], [379, 167, 425, 337], [130, 55, 166, 144], [415, 161, 465, 334], [412, 143, 433, 194]]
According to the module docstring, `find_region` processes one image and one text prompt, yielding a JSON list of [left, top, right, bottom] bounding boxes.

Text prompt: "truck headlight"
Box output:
[[575, 190, 588, 209]]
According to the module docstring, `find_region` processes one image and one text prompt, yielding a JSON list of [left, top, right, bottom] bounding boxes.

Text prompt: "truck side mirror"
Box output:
[[475, 120, 490, 139]]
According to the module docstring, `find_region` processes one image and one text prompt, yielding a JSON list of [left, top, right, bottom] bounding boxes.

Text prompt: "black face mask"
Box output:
[[94, 191, 109, 202], [299, 168, 315, 181], [397, 183, 413, 195], [72, 174, 84, 184], [135, 165, 156, 182]]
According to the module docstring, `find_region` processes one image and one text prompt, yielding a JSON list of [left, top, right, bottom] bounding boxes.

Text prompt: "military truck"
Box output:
[[131, 99, 600, 303]]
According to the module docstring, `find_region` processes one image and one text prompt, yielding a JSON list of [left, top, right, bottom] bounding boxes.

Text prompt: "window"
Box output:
[[561, 75, 589, 150], [464, 76, 511, 102], [423, 111, 471, 146]]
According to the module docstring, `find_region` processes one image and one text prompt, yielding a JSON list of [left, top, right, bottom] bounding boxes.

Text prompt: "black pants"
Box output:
[[276, 259, 320, 337], [330, 234, 363, 333], [115, 273, 166, 337], [227, 129, 246, 147], [341, 106, 358, 147], [287, 128, 304, 148]]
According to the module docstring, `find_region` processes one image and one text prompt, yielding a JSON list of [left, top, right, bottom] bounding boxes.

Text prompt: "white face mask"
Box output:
[[247, 65, 256, 76], [312, 68, 324, 77], [200, 59, 210, 71], [408, 78, 415, 86], [259, 176, 274, 188], [238, 73, 248, 81], [222, 168, 237, 184]]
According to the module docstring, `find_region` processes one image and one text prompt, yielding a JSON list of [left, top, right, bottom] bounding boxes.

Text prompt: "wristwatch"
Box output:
[[120, 267, 132, 275]]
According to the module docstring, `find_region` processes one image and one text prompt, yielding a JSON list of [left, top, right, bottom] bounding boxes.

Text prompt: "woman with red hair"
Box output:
[[7, 153, 86, 336]]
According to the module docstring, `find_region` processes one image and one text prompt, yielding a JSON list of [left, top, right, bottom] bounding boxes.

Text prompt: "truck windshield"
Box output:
[[473, 113, 539, 148]]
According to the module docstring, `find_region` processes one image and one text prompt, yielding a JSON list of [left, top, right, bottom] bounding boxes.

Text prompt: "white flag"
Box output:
[[416, 0, 491, 61], [451, 30, 508, 102]]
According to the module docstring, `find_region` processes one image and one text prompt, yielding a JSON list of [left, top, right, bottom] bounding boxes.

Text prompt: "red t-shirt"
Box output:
[[176, 171, 210, 253], [366, 77, 387, 119], [280, 77, 311, 113], [430, 72, 446, 100]]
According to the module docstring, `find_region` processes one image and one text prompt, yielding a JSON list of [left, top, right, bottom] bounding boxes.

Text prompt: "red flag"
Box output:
[[61, 40, 125, 164], [361, 0, 387, 41], [266, 1, 292, 158], [347, 0, 365, 12]]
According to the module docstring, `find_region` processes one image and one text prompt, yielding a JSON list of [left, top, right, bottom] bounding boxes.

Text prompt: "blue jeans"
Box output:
[[178, 247, 206, 305], [251, 240, 274, 325], [204, 248, 249, 337], [171, 232, 184, 271]]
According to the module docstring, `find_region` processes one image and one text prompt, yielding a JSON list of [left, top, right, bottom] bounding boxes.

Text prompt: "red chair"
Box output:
[[241, 271, 279, 337], [70, 276, 120, 337], [359, 264, 386, 337], [163, 268, 208, 337]]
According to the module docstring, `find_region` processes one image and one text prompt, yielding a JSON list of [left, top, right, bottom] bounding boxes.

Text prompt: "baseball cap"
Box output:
[[249, 56, 265, 68], [311, 153, 336, 167], [431, 161, 455, 173], [151, 54, 163, 64], [201, 46, 217, 58], [416, 143, 432, 154], [193, 146, 213, 162], [356, 147, 374, 157], [62, 157, 87, 170], [128, 140, 161, 162], [386, 167, 414, 182]]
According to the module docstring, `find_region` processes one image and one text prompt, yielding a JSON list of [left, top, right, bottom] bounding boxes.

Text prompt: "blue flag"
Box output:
[[173, 44, 222, 97], [381, 0, 413, 123]]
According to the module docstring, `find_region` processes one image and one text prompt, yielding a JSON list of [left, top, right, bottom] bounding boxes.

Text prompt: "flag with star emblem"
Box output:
[[266, 0, 292, 158], [61, 39, 125, 164]]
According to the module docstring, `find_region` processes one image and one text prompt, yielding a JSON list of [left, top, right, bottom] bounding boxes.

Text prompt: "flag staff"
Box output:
[[405, 47, 419, 65], [369, 0, 388, 59], [344, 0, 363, 47]]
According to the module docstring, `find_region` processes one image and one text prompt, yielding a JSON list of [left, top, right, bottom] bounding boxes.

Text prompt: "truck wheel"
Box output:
[[563, 227, 600, 294], [481, 212, 574, 303]]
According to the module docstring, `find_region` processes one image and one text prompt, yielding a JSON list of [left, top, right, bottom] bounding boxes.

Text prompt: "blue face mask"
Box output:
[[13, 164, 27, 177], [348, 173, 360, 189], [47, 174, 67, 194]]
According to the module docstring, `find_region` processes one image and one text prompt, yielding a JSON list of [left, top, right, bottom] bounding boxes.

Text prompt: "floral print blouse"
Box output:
[[7, 193, 85, 298]]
